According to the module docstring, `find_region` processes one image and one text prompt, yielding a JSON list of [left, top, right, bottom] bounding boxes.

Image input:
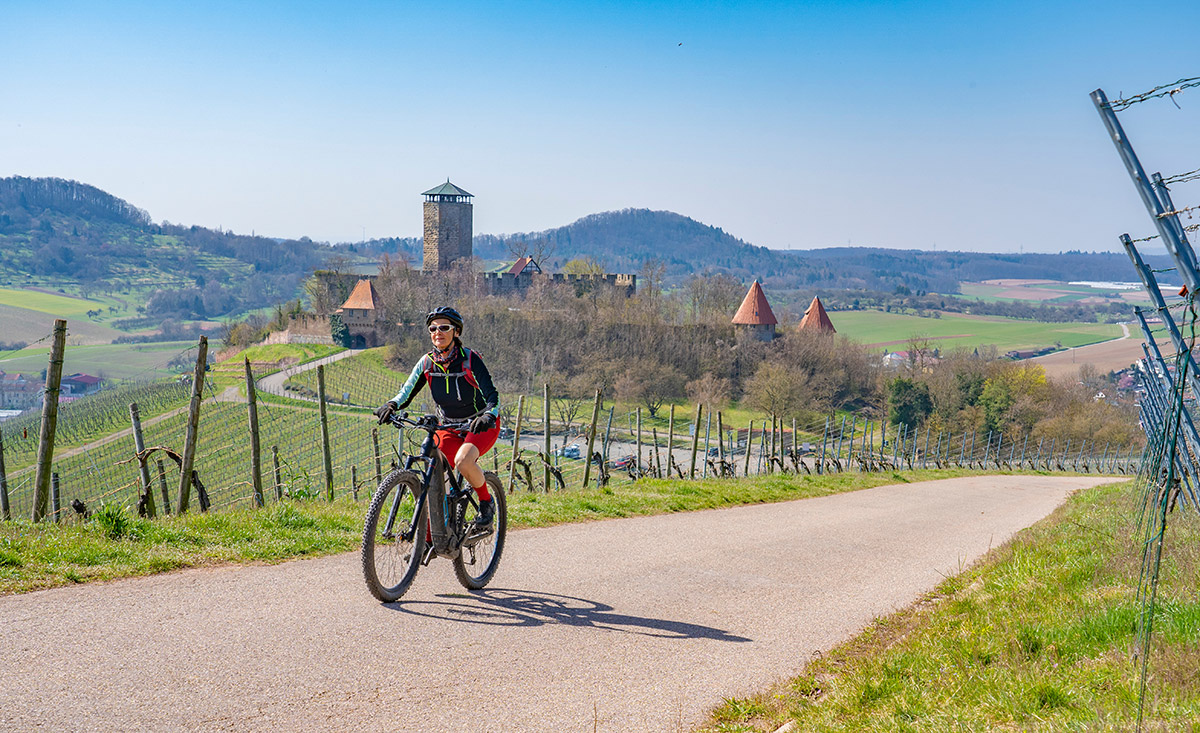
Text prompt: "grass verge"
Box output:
[[2, 467, 993, 595], [701, 479, 1200, 731]]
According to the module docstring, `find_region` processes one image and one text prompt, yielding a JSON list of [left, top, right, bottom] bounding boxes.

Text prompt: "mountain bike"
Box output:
[[361, 412, 506, 602]]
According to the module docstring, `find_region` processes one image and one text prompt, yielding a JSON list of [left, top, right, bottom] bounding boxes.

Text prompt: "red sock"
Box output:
[[474, 482, 492, 501]]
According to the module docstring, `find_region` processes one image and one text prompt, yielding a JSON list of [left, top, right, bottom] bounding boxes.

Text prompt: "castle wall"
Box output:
[[422, 200, 473, 271]]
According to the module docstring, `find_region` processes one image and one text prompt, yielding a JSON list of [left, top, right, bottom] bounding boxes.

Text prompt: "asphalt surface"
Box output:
[[0, 474, 1116, 732]]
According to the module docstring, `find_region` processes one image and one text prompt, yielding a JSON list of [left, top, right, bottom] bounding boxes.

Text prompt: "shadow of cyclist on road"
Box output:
[[388, 588, 751, 642]]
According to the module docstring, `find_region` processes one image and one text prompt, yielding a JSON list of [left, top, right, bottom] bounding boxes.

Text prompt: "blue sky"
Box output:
[[2, 1, 1198, 254]]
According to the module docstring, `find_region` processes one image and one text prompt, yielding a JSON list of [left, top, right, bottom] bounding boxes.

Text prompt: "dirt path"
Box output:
[[0, 474, 1117, 732]]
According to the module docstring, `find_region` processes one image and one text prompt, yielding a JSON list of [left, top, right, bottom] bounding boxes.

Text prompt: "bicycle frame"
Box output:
[[384, 416, 479, 559]]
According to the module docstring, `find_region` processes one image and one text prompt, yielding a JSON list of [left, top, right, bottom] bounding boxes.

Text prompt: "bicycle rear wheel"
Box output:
[[362, 470, 425, 602], [454, 472, 506, 590]]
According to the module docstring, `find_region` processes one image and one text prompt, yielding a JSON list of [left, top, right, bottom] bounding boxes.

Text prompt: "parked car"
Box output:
[[498, 426, 514, 440], [554, 444, 581, 459], [610, 454, 635, 469]]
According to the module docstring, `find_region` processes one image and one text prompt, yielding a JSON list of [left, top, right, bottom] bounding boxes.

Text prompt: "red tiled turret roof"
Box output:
[[732, 281, 777, 326], [798, 296, 836, 333], [339, 279, 380, 311]]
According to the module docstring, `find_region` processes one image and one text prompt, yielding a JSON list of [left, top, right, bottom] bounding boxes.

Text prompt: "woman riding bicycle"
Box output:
[[374, 306, 500, 527]]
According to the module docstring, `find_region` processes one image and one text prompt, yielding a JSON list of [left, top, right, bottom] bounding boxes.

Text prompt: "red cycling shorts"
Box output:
[[434, 420, 500, 465]]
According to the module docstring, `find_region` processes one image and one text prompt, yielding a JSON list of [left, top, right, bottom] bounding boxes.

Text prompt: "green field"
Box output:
[[0, 341, 197, 380], [0, 286, 118, 319], [830, 310, 1121, 352]]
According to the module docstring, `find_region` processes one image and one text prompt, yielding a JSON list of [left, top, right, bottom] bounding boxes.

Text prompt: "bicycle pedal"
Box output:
[[421, 545, 437, 566]]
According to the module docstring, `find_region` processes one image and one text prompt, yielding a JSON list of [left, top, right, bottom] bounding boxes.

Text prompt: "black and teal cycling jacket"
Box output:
[[390, 346, 500, 421]]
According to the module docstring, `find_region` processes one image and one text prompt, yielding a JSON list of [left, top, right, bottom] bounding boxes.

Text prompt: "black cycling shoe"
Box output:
[[474, 498, 495, 528]]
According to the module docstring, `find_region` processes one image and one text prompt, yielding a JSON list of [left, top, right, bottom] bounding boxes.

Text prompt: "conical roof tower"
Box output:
[[798, 296, 836, 333], [732, 281, 777, 341]]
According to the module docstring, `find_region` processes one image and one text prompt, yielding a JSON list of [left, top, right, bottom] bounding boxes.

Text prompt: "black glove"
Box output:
[[469, 413, 496, 434], [374, 401, 398, 425]]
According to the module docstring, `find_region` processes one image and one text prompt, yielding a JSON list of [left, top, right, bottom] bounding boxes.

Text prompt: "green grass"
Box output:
[[0, 340, 196, 380], [701, 480, 1200, 731], [0, 467, 992, 595], [0, 286, 117, 319], [830, 310, 1120, 352]]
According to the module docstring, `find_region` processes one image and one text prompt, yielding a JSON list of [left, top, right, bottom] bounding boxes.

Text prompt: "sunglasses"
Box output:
[[428, 324, 456, 333]]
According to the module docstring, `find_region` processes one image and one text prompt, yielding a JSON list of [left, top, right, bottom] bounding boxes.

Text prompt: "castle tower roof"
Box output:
[[339, 279, 380, 311], [422, 180, 473, 199], [798, 296, 836, 333], [732, 281, 777, 326]]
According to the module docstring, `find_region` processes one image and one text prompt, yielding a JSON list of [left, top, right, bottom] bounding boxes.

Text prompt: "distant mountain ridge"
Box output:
[[0, 178, 1169, 315]]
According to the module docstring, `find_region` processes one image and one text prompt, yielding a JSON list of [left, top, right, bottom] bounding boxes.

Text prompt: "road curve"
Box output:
[[0, 474, 1117, 732]]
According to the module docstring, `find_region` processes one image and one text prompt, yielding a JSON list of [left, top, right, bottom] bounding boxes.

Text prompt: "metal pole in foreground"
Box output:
[[818, 416, 829, 475], [317, 364, 334, 500], [176, 335, 208, 514], [31, 319, 67, 522]]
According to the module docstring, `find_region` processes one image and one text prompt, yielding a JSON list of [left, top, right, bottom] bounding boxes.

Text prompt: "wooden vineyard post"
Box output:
[[508, 395, 525, 493], [582, 390, 602, 489], [666, 404, 676, 476], [372, 429, 382, 486], [351, 465, 358, 500], [716, 411, 725, 471], [636, 407, 643, 471], [176, 335, 207, 514], [156, 459, 171, 514], [129, 402, 156, 518], [651, 427, 662, 477], [244, 358, 264, 508], [272, 446, 283, 499], [542, 384, 551, 490], [32, 319, 67, 522], [317, 364, 334, 500], [743, 420, 754, 477], [51, 472, 61, 523], [689, 403, 702, 479], [0, 425, 9, 520]]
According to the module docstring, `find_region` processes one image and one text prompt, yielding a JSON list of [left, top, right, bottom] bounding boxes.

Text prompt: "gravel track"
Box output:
[[0, 474, 1116, 732]]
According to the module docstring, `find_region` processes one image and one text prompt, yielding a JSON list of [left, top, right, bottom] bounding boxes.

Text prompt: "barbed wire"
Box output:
[[1161, 166, 1200, 187], [1157, 204, 1200, 220], [1110, 76, 1200, 111], [0, 330, 55, 362]]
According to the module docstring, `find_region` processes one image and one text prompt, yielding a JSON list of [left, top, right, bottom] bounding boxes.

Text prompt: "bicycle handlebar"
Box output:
[[386, 411, 472, 433]]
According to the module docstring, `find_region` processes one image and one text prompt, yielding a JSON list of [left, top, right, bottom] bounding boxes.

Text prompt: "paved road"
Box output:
[[0, 475, 1116, 732]]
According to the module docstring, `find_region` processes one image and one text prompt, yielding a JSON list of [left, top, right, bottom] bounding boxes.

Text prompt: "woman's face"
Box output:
[[429, 318, 456, 350]]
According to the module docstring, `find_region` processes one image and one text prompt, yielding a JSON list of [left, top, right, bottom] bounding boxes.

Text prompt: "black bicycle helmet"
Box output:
[[425, 306, 464, 333]]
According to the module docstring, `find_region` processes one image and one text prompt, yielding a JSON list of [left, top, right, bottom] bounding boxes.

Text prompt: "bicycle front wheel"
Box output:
[[362, 470, 426, 602], [454, 472, 507, 590]]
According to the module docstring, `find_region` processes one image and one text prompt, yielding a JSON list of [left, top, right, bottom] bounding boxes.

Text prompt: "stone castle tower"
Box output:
[[422, 180, 473, 272]]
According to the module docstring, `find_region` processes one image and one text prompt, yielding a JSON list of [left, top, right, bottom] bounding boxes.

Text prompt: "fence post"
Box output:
[[666, 404, 676, 476], [51, 472, 61, 523], [175, 335, 207, 514], [508, 395, 525, 493], [351, 465, 358, 500], [0, 425, 9, 520], [156, 459, 171, 514], [244, 359, 264, 508], [818, 416, 829, 474], [128, 402, 156, 518], [31, 318, 67, 522], [743, 420, 754, 477], [603, 405, 614, 462], [272, 446, 283, 499], [583, 390, 602, 488], [312, 364, 332, 499], [689, 403, 702, 479], [651, 427, 663, 477], [636, 407, 643, 471], [543, 384, 551, 490], [372, 429, 382, 486]]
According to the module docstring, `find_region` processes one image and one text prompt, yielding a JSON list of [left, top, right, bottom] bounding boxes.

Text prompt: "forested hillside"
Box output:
[[0, 176, 355, 320]]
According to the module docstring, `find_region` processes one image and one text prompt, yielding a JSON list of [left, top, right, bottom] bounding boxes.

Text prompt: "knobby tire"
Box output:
[[454, 472, 507, 590], [362, 470, 426, 602]]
